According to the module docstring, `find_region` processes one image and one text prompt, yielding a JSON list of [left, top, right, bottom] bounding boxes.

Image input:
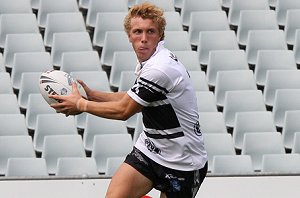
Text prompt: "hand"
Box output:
[[77, 79, 95, 101], [49, 83, 84, 116]]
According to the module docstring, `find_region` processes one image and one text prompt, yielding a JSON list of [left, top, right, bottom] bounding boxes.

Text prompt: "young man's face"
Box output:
[[128, 17, 162, 62]]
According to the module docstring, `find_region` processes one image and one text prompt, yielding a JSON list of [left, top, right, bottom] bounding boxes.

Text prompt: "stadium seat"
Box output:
[[245, 30, 288, 67], [42, 134, 86, 175], [261, 153, 300, 174], [164, 31, 192, 51], [0, 94, 20, 114], [31, 0, 40, 10], [0, 0, 32, 15], [92, 12, 128, 50], [197, 30, 239, 66], [0, 72, 13, 94], [232, 111, 277, 150], [0, 114, 28, 136], [0, 136, 36, 175], [282, 111, 300, 150], [180, 0, 221, 29], [272, 89, 300, 128], [33, 114, 78, 153], [109, 51, 137, 90], [3, 33, 45, 70], [198, 112, 227, 134], [189, 71, 209, 91], [86, 0, 128, 29], [223, 90, 266, 128], [132, 113, 143, 144], [264, 70, 300, 107], [25, 93, 56, 132], [61, 51, 102, 73], [56, 157, 98, 176], [70, 71, 111, 130], [0, 53, 4, 72], [203, 133, 236, 172], [11, 52, 52, 91], [228, 0, 269, 28], [92, 133, 133, 174], [237, 10, 278, 47], [293, 29, 300, 66], [37, 0, 79, 28], [207, 50, 249, 88], [83, 114, 128, 152], [135, 0, 175, 12], [214, 70, 257, 108], [195, 91, 218, 113], [164, 11, 184, 31], [241, 132, 285, 171], [44, 12, 86, 48], [254, 50, 297, 87], [0, 13, 39, 49], [17, 72, 43, 111], [6, 158, 48, 177], [292, 132, 300, 154], [275, 0, 300, 28], [172, 51, 201, 71], [105, 157, 125, 177], [284, 10, 300, 48], [100, 31, 133, 68], [51, 32, 93, 69], [211, 155, 254, 174], [269, 0, 277, 9], [188, 11, 230, 48]]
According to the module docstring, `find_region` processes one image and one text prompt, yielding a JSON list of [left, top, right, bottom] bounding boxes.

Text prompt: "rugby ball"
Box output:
[[39, 70, 87, 105]]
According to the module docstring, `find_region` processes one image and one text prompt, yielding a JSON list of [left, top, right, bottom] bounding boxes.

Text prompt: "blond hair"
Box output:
[[124, 2, 166, 40]]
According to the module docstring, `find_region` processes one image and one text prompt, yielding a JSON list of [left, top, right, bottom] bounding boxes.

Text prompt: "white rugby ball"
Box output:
[[39, 70, 87, 105]]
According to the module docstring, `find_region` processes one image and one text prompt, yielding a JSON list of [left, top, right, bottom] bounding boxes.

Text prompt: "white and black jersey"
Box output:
[[128, 41, 207, 171]]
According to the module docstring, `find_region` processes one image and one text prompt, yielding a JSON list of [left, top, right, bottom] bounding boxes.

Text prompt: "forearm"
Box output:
[[87, 91, 127, 102]]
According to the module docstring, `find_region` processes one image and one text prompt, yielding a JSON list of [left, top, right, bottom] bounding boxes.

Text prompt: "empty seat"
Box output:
[[86, 0, 128, 28], [92, 12, 127, 49], [188, 11, 230, 48], [272, 89, 300, 128], [0, 13, 39, 49], [264, 70, 300, 107], [262, 153, 300, 173], [282, 111, 300, 150], [164, 31, 192, 51], [292, 132, 300, 154], [56, 157, 98, 176], [245, 30, 288, 66], [203, 133, 236, 172], [197, 30, 239, 66], [0, 0, 32, 15], [105, 157, 125, 177], [237, 10, 279, 47], [51, 32, 93, 68], [3, 33, 45, 70], [0, 94, 20, 114], [61, 51, 102, 73], [189, 71, 209, 91], [37, 0, 79, 28], [275, 0, 300, 28], [6, 158, 48, 177], [25, 93, 56, 131], [211, 155, 254, 174], [207, 50, 249, 87], [0, 53, 4, 72], [164, 11, 183, 31], [44, 12, 86, 48], [232, 111, 277, 150], [83, 114, 128, 152], [195, 91, 218, 112], [198, 112, 227, 134], [255, 50, 297, 87], [172, 51, 201, 71], [31, 0, 40, 10], [284, 10, 300, 47], [228, 0, 269, 28], [223, 90, 266, 128], [180, 0, 221, 29], [11, 52, 52, 91], [135, 0, 175, 12], [33, 114, 78, 153], [42, 134, 86, 174], [0, 114, 28, 136], [293, 29, 300, 66], [0, 72, 13, 94], [241, 132, 285, 171], [0, 136, 36, 175], [214, 70, 257, 108], [92, 133, 133, 174]]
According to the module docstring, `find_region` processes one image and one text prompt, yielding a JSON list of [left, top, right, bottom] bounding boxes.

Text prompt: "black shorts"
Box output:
[[124, 147, 208, 198]]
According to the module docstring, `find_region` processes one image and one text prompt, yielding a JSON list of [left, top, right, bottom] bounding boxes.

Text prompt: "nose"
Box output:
[[141, 32, 147, 43]]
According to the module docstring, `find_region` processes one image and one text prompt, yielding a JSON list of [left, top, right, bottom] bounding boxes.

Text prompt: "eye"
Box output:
[[133, 29, 142, 34]]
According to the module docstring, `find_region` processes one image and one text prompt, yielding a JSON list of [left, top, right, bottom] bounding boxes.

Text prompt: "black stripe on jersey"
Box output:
[[140, 77, 169, 94], [136, 85, 167, 103], [143, 104, 181, 130], [144, 131, 184, 139]]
